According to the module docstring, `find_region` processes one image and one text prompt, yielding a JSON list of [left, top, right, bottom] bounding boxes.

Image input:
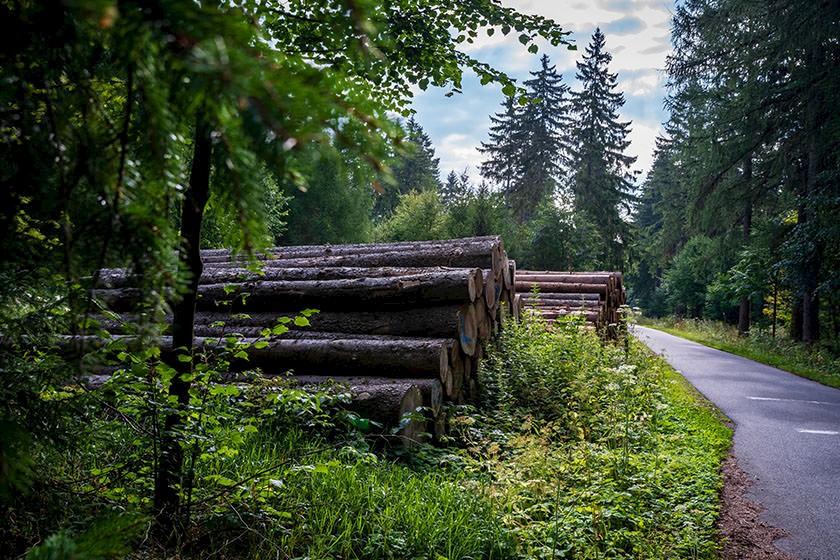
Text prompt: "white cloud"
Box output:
[[626, 119, 663, 182], [438, 134, 485, 178]]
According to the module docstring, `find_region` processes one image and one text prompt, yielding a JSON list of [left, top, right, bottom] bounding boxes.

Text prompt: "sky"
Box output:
[[410, 0, 676, 183]]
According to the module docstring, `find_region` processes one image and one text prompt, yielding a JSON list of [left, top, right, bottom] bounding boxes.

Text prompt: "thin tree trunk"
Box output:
[[154, 117, 211, 542], [801, 41, 824, 343], [738, 158, 753, 338]]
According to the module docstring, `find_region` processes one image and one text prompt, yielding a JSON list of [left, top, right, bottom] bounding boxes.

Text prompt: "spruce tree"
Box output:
[[512, 54, 572, 222], [478, 95, 524, 195], [479, 55, 571, 223], [440, 169, 470, 205], [373, 117, 441, 219], [569, 29, 637, 270]]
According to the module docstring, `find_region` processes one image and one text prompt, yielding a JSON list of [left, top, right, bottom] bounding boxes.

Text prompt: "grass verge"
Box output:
[[639, 317, 840, 390]]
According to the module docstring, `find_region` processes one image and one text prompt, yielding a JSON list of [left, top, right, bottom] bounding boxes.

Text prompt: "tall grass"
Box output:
[[473, 315, 731, 558]]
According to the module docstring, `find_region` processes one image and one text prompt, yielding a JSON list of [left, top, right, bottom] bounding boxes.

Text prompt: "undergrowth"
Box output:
[[6, 315, 731, 559], [642, 317, 840, 389], [469, 315, 731, 558]]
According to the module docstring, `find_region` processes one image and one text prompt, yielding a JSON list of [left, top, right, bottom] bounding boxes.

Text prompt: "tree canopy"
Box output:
[[631, 0, 840, 345]]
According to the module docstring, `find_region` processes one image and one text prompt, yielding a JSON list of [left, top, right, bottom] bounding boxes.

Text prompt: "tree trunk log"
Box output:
[[521, 293, 601, 303], [96, 265, 475, 289], [515, 280, 608, 295], [516, 273, 615, 285], [197, 247, 498, 270], [290, 375, 440, 420], [187, 335, 450, 379], [94, 270, 481, 311], [200, 236, 503, 262]]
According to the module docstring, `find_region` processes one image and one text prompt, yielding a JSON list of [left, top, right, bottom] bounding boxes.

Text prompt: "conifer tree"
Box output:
[[478, 95, 523, 194], [569, 29, 637, 270], [373, 117, 441, 219], [513, 54, 571, 221], [440, 169, 469, 205], [665, 0, 840, 341], [479, 55, 571, 223]]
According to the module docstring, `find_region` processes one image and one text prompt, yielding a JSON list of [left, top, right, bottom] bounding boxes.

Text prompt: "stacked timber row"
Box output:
[[515, 270, 626, 337], [91, 236, 512, 442]]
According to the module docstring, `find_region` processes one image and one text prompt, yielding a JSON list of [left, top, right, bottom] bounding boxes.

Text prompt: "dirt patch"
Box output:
[[717, 450, 798, 560]]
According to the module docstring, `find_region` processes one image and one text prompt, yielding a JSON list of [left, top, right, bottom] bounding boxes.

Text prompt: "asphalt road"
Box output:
[[632, 326, 840, 560]]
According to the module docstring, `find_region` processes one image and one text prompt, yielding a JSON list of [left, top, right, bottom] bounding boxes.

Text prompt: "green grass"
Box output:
[[640, 317, 840, 390], [472, 316, 732, 558], [12, 317, 733, 560]]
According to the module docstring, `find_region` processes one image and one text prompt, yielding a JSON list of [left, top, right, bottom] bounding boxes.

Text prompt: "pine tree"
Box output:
[[631, 137, 686, 315], [479, 55, 571, 223], [512, 54, 571, 221], [569, 29, 637, 270], [440, 169, 469, 205], [373, 117, 441, 219], [478, 95, 524, 194]]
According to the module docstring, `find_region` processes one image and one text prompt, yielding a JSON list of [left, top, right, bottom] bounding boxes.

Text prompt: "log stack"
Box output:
[[515, 270, 626, 337], [90, 236, 511, 442]]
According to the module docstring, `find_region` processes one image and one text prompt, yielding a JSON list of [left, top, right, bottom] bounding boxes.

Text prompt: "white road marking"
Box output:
[[796, 429, 840, 435], [746, 396, 840, 406]]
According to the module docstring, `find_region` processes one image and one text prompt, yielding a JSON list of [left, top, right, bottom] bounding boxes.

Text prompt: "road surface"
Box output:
[[633, 325, 840, 560]]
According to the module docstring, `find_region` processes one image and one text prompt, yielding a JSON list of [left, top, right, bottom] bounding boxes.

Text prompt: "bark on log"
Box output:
[[520, 298, 603, 310], [521, 293, 601, 303], [345, 382, 425, 442], [200, 236, 503, 262], [198, 247, 498, 270], [94, 270, 481, 311], [288, 375, 441, 419], [532, 310, 600, 323], [60, 335, 451, 379], [95, 266, 482, 289], [516, 273, 615, 285], [514, 281, 608, 295], [99, 305, 470, 339], [207, 336, 450, 378], [203, 305, 466, 338]]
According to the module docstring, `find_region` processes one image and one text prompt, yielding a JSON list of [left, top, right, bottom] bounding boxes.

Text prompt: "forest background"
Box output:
[[1, 0, 838, 557]]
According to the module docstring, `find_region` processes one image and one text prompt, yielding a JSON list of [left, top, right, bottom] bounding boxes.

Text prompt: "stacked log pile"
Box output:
[[515, 271, 626, 336], [91, 236, 511, 442]]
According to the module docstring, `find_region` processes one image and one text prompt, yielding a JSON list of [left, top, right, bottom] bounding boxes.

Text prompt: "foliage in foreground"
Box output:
[[472, 316, 731, 558], [642, 317, 840, 390], [5, 317, 730, 559]]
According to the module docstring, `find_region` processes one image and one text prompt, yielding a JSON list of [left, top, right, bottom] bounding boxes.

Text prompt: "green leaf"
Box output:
[[254, 341, 269, 349], [502, 82, 516, 97], [519, 33, 530, 45], [293, 316, 310, 327]]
